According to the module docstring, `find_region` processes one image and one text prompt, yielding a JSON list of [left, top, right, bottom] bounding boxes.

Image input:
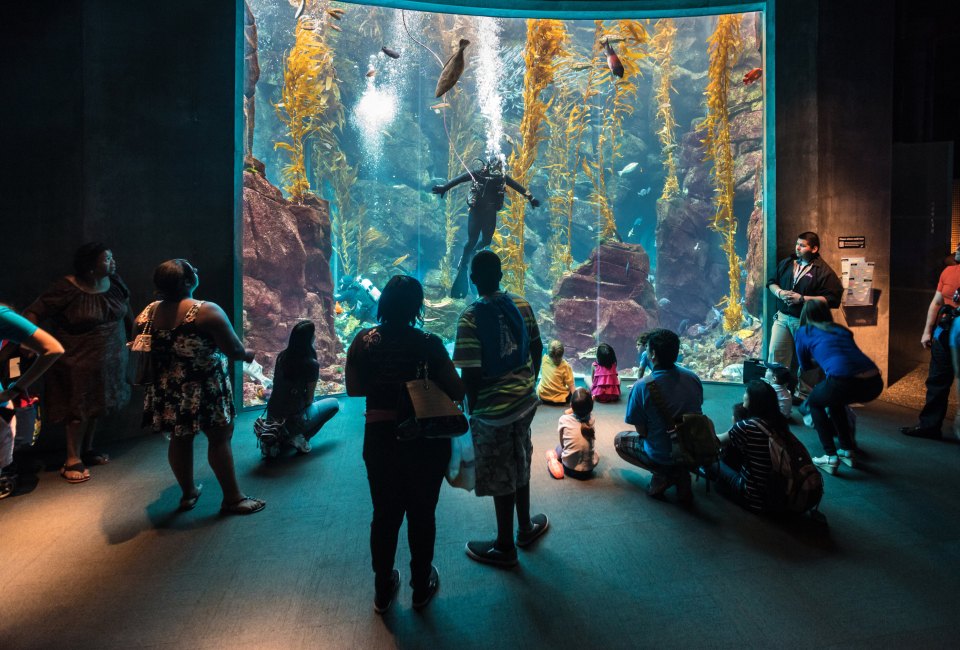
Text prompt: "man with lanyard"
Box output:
[[453, 250, 548, 568], [765, 231, 843, 399], [901, 246, 960, 439]]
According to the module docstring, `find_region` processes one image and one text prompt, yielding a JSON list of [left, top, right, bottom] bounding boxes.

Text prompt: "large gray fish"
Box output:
[[435, 39, 470, 98]]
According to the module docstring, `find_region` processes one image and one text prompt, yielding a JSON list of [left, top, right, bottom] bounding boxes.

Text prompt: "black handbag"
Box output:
[[127, 302, 157, 386], [396, 334, 468, 441]]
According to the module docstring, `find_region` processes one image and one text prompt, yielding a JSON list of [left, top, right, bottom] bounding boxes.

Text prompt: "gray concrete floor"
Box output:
[[1, 383, 958, 649]]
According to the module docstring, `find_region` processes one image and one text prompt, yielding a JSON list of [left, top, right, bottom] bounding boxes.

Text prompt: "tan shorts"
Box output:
[[470, 409, 536, 497]]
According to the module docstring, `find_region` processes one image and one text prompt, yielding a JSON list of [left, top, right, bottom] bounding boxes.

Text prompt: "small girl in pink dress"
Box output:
[[588, 342, 621, 403]]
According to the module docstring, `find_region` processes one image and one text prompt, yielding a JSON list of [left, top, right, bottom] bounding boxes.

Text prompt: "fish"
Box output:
[[743, 67, 763, 85], [715, 336, 727, 349], [391, 184, 405, 189], [678, 319, 690, 334], [662, 143, 679, 155], [366, 67, 376, 78], [638, 187, 652, 197], [294, 0, 305, 21], [602, 39, 625, 78], [617, 162, 640, 177], [335, 301, 344, 315], [435, 38, 470, 98], [693, 242, 701, 252], [381, 46, 401, 59], [392, 254, 410, 267], [430, 101, 451, 111], [658, 298, 672, 308], [682, 187, 689, 196]]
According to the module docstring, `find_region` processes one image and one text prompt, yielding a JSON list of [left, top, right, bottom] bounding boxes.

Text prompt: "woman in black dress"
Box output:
[[345, 276, 464, 613], [25, 243, 131, 483], [262, 320, 339, 458]]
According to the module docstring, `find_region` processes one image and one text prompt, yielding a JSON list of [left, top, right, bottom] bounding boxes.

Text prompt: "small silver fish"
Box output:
[[658, 298, 671, 308], [638, 186, 652, 197], [617, 162, 640, 177]]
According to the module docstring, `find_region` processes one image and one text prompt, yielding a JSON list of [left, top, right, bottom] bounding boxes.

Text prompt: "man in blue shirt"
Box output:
[[616, 328, 703, 503]]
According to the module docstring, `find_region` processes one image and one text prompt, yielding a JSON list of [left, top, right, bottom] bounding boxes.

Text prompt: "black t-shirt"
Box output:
[[345, 324, 464, 411], [267, 351, 320, 417]]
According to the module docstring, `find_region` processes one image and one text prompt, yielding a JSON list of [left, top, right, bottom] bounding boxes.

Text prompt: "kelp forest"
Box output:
[[240, 1, 767, 404]]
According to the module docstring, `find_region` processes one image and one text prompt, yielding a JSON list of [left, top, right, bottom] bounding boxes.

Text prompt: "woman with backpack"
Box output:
[[707, 380, 790, 514], [795, 300, 882, 474]]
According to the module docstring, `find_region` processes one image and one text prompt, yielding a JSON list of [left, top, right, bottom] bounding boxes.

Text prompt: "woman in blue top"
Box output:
[[795, 300, 882, 474]]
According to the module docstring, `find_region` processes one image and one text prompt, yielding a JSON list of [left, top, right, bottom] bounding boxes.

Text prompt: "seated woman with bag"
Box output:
[[706, 380, 785, 514], [259, 320, 339, 458], [345, 275, 465, 614]]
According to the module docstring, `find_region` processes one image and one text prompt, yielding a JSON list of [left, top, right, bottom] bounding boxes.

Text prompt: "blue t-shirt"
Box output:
[[0, 306, 37, 344], [794, 324, 876, 378], [625, 366, 704, 465]]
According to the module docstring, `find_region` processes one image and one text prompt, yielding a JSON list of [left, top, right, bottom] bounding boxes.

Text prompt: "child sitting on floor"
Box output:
[[588, 342, 621, 403], [547, 388, 599, 480], [764, 364, 793, 419], [537, 339, 576, 406], [636, 332, 654, 378]]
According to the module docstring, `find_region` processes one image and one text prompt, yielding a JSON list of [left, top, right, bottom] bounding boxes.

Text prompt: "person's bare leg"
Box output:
[[61, 419, 89, 480], [167, 434, 196, 497], [205, 424, 245, 505], [79, 418, 108, 463]]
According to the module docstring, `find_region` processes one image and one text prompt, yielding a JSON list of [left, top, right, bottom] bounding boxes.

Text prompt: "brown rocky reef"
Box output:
[[551, 241, 659, 373], [242, 162, 340, 381]]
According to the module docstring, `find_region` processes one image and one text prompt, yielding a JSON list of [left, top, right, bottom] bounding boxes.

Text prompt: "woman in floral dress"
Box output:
[[137, 259, 264, 515]]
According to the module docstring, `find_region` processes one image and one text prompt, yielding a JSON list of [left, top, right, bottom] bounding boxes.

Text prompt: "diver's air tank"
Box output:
[[359, 278, 380, 302]]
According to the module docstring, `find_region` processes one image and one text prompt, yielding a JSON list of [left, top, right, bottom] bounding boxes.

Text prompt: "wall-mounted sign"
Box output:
[[838, 236, 866, 249]]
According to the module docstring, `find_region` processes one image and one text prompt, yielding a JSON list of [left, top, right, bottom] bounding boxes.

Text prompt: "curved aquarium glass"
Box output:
[[241, 0, 769, 406]]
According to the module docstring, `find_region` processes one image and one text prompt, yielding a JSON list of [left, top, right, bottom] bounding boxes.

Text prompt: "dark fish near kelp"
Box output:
[[435, 39, 470, 98], [381, 46, 401, 59], [602, 39, 624, 78]]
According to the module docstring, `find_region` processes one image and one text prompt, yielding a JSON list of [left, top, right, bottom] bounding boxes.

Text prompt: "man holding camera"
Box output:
[[766, 232, 843, 400], [900, 247, 960, 440]]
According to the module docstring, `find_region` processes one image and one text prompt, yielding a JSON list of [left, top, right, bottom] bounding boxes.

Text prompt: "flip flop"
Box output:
[[81, 449, 110, 466], [178, 483, 203, 511], [60, 462, 91, 484], [219, 496, 266, 516]]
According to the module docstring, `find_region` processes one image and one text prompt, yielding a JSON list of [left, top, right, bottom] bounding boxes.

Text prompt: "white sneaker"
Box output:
[[837, 448, 857, 468], [291, 434, 311, 454], [812, 454, 839, 475]]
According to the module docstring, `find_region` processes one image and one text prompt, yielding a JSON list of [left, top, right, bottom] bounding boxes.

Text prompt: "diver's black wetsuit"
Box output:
[[432, 164, 538, 298]]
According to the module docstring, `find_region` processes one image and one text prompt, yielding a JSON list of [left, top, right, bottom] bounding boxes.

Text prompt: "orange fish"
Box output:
[[335, 301, 344, 315], [743, 67, 762, 85], [602, 39, 624, 78]]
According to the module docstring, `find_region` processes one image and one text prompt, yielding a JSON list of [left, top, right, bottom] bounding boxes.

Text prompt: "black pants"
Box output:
[[807, 373, 883, 455], [919, 336, 954, 431], [363, 422, 451, 593]]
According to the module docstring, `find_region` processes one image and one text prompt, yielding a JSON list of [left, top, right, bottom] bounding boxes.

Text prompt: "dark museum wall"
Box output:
[[2, 1, 241, 445], [1, 0, 956, 445]]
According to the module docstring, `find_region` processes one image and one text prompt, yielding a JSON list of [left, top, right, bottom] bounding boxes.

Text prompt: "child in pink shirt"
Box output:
[[588, 343, 620, 403]]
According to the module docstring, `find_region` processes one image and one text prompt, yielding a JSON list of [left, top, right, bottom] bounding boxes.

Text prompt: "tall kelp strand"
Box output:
[[702, 14, 743, 332], [495, 19, 568, 294], [651, 19, 680, 200], [275, 4, 338, 203], [584, 20, 646, 241]]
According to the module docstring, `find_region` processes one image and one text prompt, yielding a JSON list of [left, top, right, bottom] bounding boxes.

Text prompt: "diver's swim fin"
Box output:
[[450, 265, 470, 299]]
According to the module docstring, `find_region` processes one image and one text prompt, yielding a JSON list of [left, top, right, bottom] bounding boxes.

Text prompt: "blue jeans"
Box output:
[[284, 398, 340, 441]]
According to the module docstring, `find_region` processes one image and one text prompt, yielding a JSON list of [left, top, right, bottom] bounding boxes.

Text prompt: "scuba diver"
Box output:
[[334, 275, 381, 324], [432, 157, 540, 298]]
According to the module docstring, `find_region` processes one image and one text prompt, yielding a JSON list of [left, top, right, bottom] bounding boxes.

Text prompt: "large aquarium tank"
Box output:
[[240, 0, 770, 406]]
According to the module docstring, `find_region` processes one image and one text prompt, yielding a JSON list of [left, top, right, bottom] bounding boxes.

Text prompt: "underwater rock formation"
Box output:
[[242, 164, 339, 379], [551, 241, 658, 373], [744, 201, 764, 315], [654, 197, 729, 331]]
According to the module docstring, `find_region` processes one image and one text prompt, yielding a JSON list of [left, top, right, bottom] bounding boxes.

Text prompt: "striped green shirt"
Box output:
[[453, 291, 542, 424]]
